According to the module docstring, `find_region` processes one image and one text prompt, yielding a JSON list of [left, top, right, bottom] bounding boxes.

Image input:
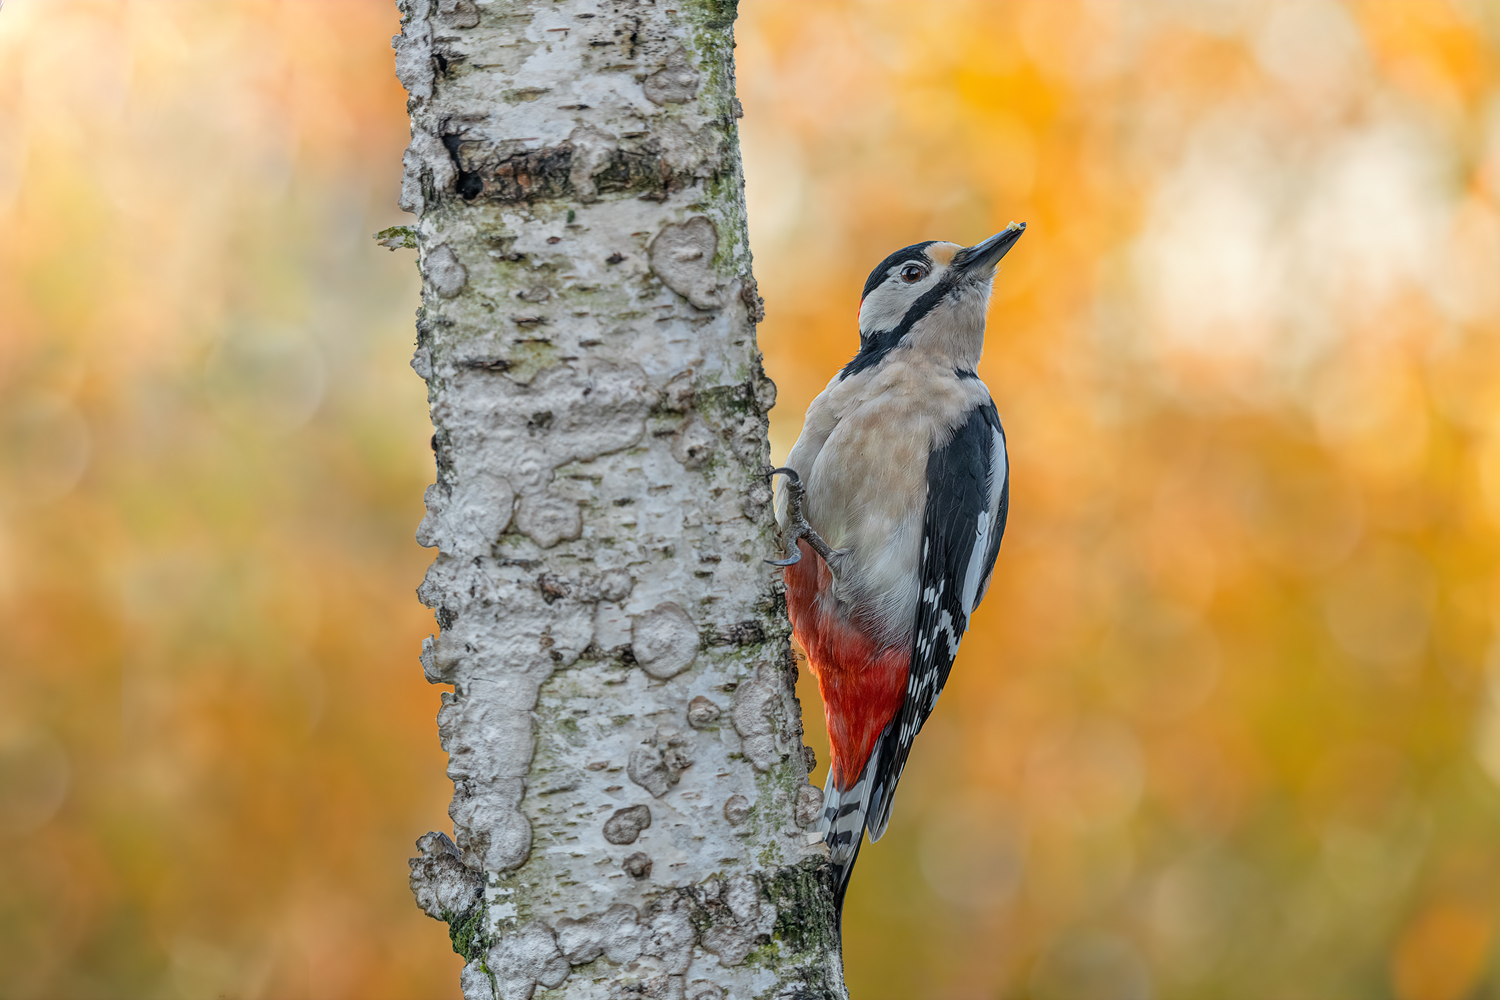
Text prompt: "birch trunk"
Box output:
[[393, 2, 845, 998]]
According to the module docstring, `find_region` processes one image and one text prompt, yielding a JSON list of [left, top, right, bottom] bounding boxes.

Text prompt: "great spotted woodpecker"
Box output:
[[771, 224, 1023, 911]]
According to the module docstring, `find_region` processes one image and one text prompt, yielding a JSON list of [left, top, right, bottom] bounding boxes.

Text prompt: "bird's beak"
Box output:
[[953, 222, 1026, 274]]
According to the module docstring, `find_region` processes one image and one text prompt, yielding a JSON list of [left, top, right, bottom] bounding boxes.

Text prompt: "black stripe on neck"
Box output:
[[839, 270, 958, 380]]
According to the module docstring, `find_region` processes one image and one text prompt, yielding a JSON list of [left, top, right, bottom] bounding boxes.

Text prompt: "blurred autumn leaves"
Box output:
[[742, 2, 1500, 999], [1, 2, 1499, 999], [0, 2, 453, 997]]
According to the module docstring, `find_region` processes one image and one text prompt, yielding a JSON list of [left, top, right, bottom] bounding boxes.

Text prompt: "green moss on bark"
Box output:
[[444, 904, 489, 961]]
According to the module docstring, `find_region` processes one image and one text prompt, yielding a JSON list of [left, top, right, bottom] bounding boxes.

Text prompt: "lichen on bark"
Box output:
[[395, 1, 844, 996]]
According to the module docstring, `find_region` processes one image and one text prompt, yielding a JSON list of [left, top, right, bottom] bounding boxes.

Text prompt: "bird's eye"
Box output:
[[899, 264, 926, 283]]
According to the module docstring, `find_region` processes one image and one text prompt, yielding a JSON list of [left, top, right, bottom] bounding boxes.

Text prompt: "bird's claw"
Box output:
[[765, 467, 839, 568], [765, 467, 804, 566]]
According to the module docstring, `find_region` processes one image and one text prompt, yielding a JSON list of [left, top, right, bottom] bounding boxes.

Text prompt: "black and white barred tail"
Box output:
[[818, 734, 886, 912]]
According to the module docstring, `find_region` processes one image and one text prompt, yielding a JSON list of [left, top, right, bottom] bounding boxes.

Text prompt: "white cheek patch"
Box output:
[[858, 266, 945, 335], [858, 283, 909, 333]]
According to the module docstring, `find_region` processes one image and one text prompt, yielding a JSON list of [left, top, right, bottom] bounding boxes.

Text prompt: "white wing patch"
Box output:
[[989, 425, 1009, 495], [959, 511, 989, 626], [959, 430, 1008, 624]]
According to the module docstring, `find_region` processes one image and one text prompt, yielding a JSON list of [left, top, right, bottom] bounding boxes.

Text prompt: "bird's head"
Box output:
[[846, 223, 1026, 377]]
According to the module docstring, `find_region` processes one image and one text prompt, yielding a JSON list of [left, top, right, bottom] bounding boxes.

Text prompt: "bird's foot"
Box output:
[[766, 467, 841, 567]]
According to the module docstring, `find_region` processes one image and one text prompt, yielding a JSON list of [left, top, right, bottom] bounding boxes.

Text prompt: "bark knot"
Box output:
[[731, 673, 784, 772], [794, 784, 824, 829], [722, 794, 750, 826], [425, 243, 468, 298], [627, 732, 693, 797], [437, 0, 480, 29], [644, 47, 701, 105], [631, 603, 700, 679], [686, 695, 722, 729], [603, 804, 653, 845], [622, 852, 653, 879], [409, 830, 483, 923], [650, 217, 722, 309]]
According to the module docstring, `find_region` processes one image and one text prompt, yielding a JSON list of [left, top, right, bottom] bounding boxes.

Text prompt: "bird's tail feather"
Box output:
[[864, 722, 907, 842], [818, 731, 890, 917], [832, 834, 863, 921]]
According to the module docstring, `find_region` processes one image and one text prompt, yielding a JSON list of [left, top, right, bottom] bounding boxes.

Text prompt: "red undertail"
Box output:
[[783, 539, 910, 791]]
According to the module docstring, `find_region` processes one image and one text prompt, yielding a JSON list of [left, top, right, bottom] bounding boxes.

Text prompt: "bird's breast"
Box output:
[[789, 360, 987, 647]]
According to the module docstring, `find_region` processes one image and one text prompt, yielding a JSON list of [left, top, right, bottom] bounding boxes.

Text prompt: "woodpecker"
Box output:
[[771, 223, 1023, 912]]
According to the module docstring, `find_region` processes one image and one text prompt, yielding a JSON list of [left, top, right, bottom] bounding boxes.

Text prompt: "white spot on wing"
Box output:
[[959, 510, 989, 624], [989, 427, 1008, 497], [939, 609, 959, 657]]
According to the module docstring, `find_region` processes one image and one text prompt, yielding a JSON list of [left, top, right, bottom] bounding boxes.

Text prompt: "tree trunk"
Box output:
[[393, 2, 845, 998]]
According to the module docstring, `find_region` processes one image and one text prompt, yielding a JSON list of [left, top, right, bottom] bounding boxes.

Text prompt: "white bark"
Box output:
[[393, 2, 846, 998]]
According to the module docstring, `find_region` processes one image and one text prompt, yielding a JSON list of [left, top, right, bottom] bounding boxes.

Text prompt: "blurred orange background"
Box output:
[[3, 2, 1500, 999]]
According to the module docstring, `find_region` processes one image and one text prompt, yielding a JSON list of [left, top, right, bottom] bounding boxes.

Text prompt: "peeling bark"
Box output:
[[395, 2, 845, 996]]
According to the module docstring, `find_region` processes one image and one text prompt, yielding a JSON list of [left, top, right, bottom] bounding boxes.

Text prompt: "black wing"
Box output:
[[865, 400, 1008, 840]]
